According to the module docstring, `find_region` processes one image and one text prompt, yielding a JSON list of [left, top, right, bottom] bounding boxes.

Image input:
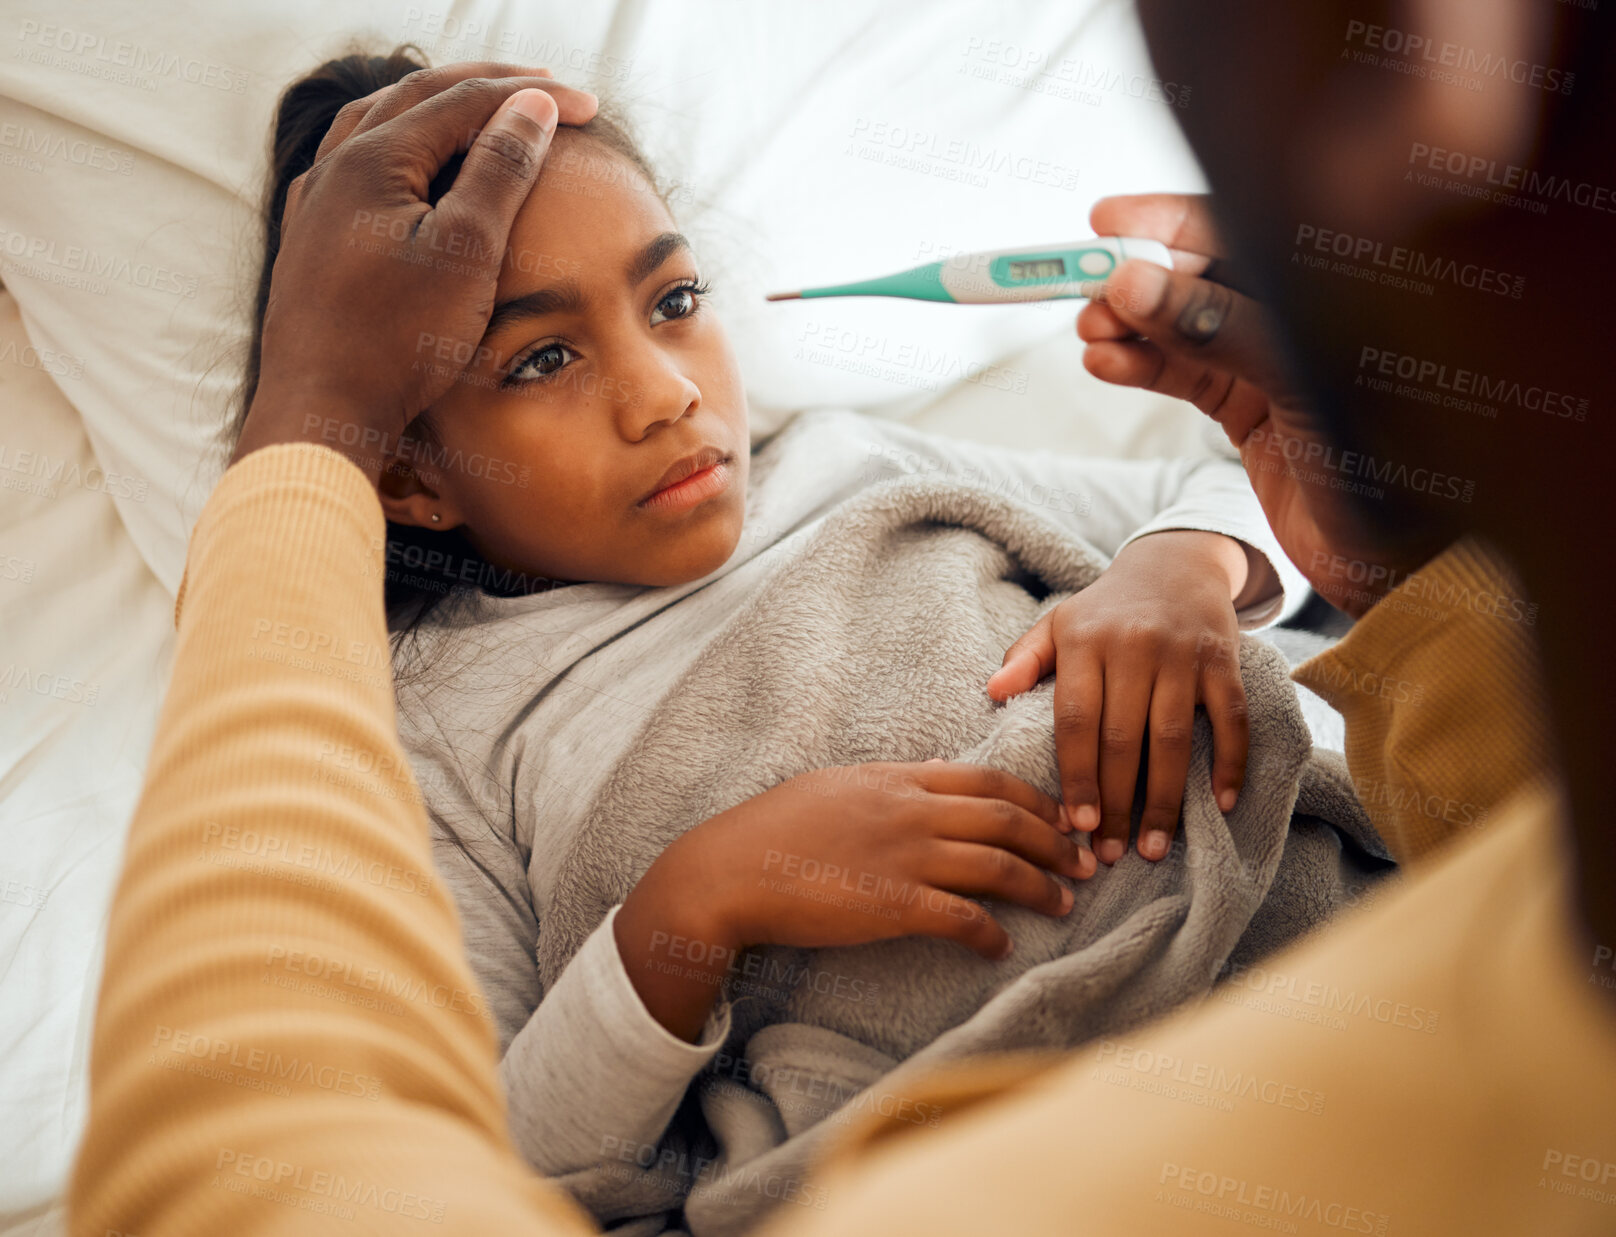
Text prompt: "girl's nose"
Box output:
[[617, 350, 702, 438]]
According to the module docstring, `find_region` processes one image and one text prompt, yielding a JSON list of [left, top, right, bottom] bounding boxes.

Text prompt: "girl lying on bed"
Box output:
[[235, 49, 1346, 1230]]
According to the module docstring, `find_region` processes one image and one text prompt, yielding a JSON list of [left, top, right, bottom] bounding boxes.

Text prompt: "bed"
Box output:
[[0, 3, 1337, 1231]]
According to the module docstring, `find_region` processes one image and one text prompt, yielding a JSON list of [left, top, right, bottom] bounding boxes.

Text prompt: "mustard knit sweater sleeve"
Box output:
[[67, 443, 593, 1237]]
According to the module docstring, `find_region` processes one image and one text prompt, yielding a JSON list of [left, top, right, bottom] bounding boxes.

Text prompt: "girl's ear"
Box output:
[[376, 441, 465, 531]]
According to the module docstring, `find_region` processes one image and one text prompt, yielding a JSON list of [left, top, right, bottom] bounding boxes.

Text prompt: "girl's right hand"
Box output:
[[613, 761, 1095, 1040]]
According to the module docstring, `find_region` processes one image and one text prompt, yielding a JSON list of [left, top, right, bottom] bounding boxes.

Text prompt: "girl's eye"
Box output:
[[651, 280, 712, 326], [507, 341, 576, 384], [502, 281, 711, 387]]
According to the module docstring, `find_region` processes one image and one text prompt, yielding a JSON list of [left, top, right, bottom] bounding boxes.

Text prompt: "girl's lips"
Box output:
[[637, 458, 733, 513]]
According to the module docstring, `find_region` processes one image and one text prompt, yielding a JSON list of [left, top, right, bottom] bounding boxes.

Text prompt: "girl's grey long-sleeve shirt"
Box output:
[[391, 408, 1305, 1179]]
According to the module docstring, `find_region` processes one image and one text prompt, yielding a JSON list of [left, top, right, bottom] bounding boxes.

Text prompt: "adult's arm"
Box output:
[[1290, 536, 1554, 867], [68, 441, 594, 1236]]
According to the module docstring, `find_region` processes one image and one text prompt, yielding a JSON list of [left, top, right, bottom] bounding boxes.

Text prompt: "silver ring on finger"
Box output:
[[1176, 284, 1233, 345]]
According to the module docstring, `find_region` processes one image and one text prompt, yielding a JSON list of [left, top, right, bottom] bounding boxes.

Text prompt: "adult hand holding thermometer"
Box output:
[[765, 237, 1173, 304]]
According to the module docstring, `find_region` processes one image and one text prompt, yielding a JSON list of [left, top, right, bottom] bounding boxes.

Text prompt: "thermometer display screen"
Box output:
[[1009, 258, 1066, 281]]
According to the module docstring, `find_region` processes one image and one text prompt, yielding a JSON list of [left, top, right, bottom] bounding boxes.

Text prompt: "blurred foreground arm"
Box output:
[[67, 443, 596, 1235]]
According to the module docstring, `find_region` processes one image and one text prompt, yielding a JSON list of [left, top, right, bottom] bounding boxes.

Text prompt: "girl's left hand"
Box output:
[[985, 529, 1251, 866]]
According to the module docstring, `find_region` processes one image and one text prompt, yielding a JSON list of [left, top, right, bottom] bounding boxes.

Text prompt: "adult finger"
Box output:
[[313, 65, 592, 166], [1137, 673, 1195, 861], [1098, 260, 1293, 399], [924, 841, 1075, 918], [313, 85, 390, 166], [1075, 299, 1136, 344], [1091, 192, 1222, 252], [909, 761, 1062, 829], [1094, 666, 1151, 866], [985, 609, 1056, 702], [430, 88, 559, 240], [1050, 645, 1105, 835], [347, 62, 595, 140], [1202, 658, 1250, 813], [1080, 332, 1277, 448], [361, 76, 588, 187], [1091, 192, 1223, 271]]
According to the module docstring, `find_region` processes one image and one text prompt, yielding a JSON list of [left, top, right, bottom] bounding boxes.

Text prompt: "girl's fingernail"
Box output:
[[1218, 788, 1238, 812], [1096, 838, 1124, 865], [1059, 886, 1074, 914], [1141, 830, 1169, 860], [1074, 804, 1100, 831]]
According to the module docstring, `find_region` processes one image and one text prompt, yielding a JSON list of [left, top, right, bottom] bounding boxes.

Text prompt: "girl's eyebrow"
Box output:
[[483, 231, 692, 337], [627, 231, 691, 285]]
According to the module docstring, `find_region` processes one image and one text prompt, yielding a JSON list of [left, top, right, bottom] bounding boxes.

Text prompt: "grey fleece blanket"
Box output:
[[536, 476, 1390, 1236]]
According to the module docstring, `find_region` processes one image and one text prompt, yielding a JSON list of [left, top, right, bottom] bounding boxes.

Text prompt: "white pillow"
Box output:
[[0, 0, 1204, 593]]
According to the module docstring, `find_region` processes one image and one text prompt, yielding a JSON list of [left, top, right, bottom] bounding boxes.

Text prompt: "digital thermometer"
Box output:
[[765, 238, 1173, 304]]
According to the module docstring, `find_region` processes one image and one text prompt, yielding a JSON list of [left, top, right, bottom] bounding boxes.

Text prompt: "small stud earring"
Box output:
[[430, 513, 441, 524]]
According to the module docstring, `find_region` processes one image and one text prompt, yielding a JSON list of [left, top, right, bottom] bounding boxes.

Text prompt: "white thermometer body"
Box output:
[[766, 238, 1173, 304]]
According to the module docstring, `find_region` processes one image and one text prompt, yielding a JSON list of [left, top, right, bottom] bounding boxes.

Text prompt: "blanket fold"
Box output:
[[535, 476, 1386, 1235]]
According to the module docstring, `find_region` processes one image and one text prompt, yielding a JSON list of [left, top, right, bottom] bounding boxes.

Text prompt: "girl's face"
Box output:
[[380, 131, 750, 590]]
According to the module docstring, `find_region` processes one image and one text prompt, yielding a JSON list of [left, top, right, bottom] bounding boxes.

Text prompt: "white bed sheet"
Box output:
[[0, 287, 173, 1237]]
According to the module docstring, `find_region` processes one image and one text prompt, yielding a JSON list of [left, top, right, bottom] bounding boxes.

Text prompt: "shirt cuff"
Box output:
[[588, 903, 733, 1057], [1116, 520, 1297, 631], [499, 906, 731, 1175]]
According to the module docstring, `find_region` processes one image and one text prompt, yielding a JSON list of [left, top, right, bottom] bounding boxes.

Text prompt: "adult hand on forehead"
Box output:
[[235, 64, 599, 479], [1079, 192, 1413, 618]]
